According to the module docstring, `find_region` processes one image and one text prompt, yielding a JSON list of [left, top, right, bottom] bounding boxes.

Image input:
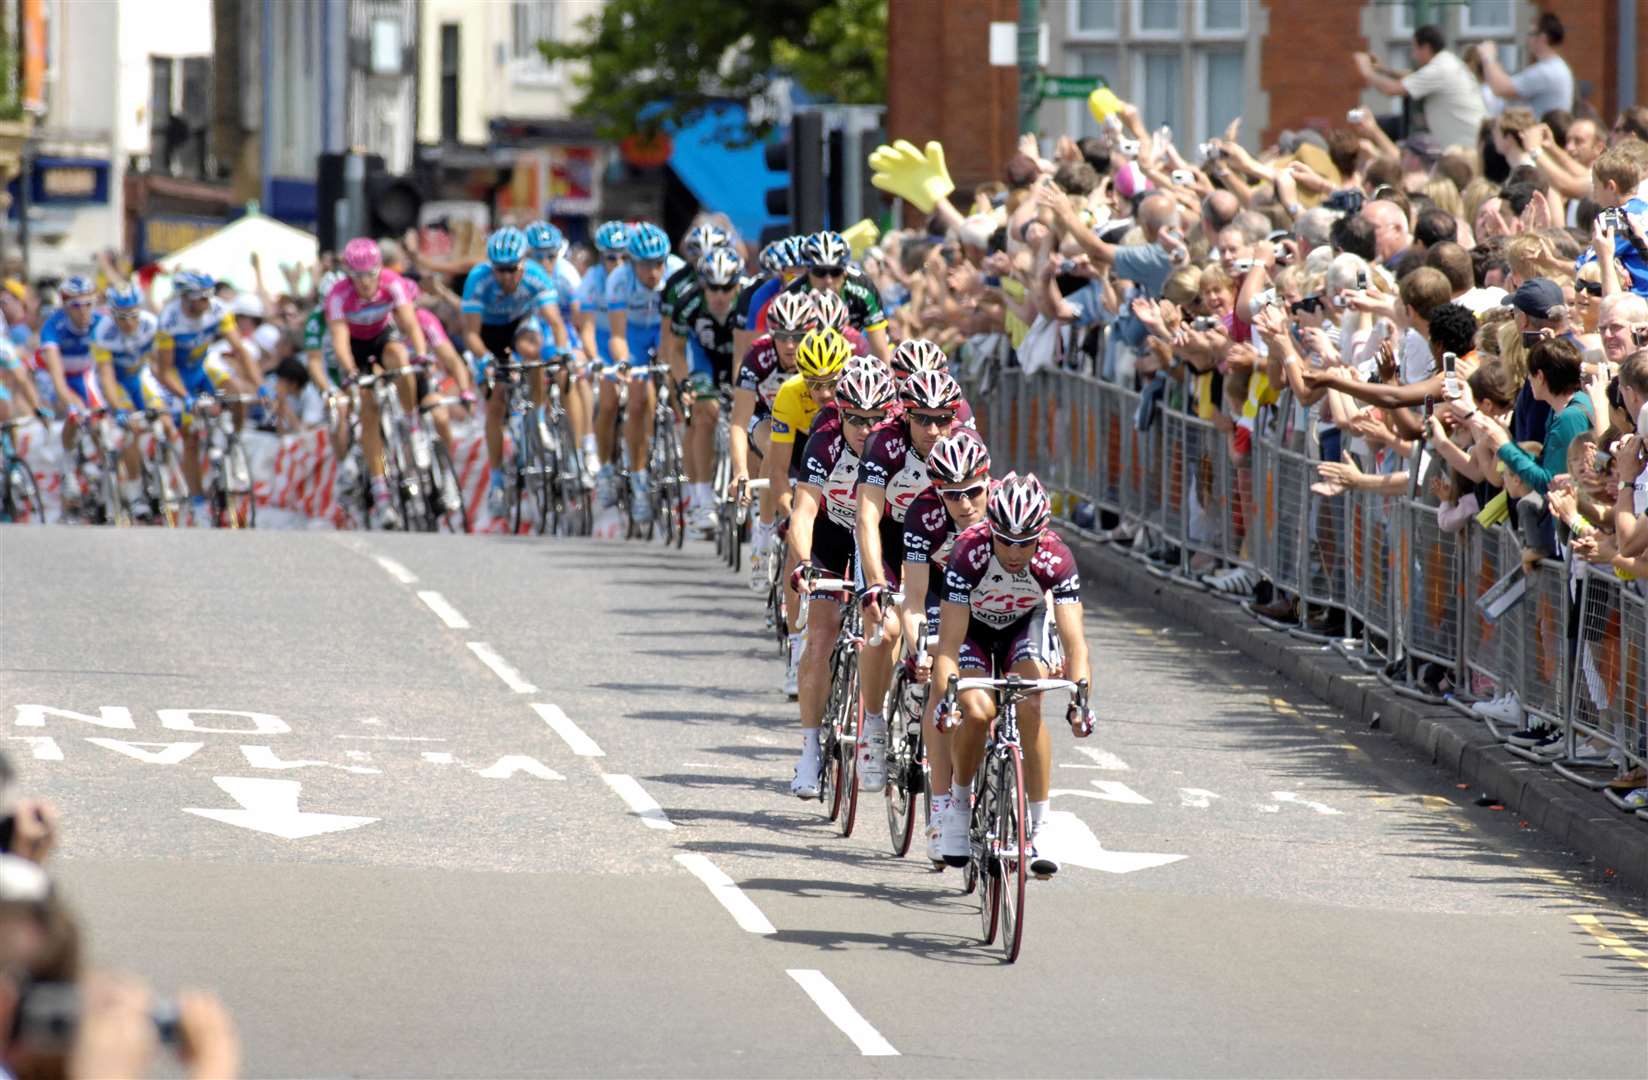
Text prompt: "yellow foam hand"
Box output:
[[840, 219, 880, 260], [867, 139, 954, 215], [1088, 86, 1124, 126]]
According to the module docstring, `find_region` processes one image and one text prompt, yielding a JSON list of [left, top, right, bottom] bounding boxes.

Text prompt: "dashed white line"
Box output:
[[673, 854, 776, 934], [1076, 746, 1130, 770], [786, 970, 899, 1057], [603, 774, 674, 830], [335, 734, 447, 742], [417, 590, 471, 629], [531, 703, 605, 757], [373, 555, 418, 584], [466, 642, 538, 693]]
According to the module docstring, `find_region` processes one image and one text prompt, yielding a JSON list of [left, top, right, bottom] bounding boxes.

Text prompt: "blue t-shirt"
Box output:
[[39, 308, 108, 375], [606, 254, 686, 358], [1575, 197, 1648, 298], [1111, 243, 1176, 348], [460, 262, 558, 326]]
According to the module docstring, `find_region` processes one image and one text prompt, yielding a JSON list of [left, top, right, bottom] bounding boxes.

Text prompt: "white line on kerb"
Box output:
[[466, 642, 538, 693], [786, 970, 899, 1056], [602, 774, 674, 830], [373, 555, 418, 584], [417, 590, 471, 629], [673, 854, 775, 934], [530, 703, 605, 757]]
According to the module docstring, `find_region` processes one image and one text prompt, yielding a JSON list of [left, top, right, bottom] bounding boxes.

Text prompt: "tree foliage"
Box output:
[[541, 0, 887, 142]]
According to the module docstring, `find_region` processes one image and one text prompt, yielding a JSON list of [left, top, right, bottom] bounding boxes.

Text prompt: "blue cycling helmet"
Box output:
[[525, 220, 566, 259], [779, 235, 806, 267], [60, 274, 97, 299], [487, 226, 529, 267], [683, 222, 734, 263], [627, 222, 670, 262], [758, 240, 792, 274], [107, 283, 143, 312], [173, 270, 215, 296], [594, 220, 630, 254]]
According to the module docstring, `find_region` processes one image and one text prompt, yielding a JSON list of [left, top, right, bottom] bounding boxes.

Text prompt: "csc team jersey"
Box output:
[[735, 337, 789, 416], [942, 523, 1082, 630], [39, 309, 107, 375], [460, 261, 557, 326], [158, 297, 234, 368]]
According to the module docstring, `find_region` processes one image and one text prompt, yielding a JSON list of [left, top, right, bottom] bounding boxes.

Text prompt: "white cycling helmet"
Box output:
[[765, 290, 818, 334], [834, 358, 897, 411], [890, 337, 948, 376], [696, 247, 744, 288], [927, 433, 991, 485], [899, 368, 963, 411], [987, 472, 1051, 540], [809, 288, 849, 331]]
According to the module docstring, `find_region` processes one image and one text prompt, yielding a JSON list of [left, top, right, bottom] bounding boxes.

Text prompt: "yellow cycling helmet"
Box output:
[[794, 327, 851, 379]]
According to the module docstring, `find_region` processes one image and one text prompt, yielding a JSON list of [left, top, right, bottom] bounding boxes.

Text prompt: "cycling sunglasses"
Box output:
[[908, 409, 955, 428], [1289, 294, 1323, 315], [492, 262, 523, 274], [939, 483, 987, 502], [809, 266, 846, 279], [842, 410, 884, 428], [773, 329, 811, 344], [65, 298, 96, 311], [639, 258, 665, 271], [705, 282, 738, 293], [602, 252, 625, 263], [990, 528, 1042, 548], [803, 376, 839, 391]]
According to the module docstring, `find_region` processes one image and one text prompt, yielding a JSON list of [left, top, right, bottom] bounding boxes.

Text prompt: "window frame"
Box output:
[[509, 0, 562, 87], [1194, 48, 1247, 146], [1067, 0, 1120, 41], [1195, 0, 1247, 40], [1130, 0, 1184, 41]]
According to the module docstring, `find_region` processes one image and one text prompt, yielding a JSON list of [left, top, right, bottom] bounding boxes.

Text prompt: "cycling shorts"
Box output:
[[958, 608, 1054, 675], [59, 369, 105, 410], [348, 327, 401, 371], [480, 319, 522, 361], [114, 369, 178, 415], [810, 519, 856, 582], [177, 354, 235, 401]]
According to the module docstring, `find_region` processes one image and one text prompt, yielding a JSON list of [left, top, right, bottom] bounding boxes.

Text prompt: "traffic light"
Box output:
[[317, 152, 424, 252], [827, 126, 889, 231], [764, 111, 824, 235], [365, 164, 422, 238]]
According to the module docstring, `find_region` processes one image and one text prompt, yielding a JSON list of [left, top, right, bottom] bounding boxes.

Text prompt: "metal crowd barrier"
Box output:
[[978, 363, 1647, 796]]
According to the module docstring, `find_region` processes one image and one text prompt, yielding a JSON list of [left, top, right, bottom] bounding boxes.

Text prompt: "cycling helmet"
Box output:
[[60, 274, 96, 299], [834, 358, 897, 411], [683, 222, 734, 263], [525, 220, 566, 258], [342, 237, 382, 273], [987, 472, 1051, 540], [899, 368, 964, 411], [794, 328, 852, 379], [890, 337, 948, 376], [927, 433, 991, 485], [627, 222, 670, 262], [696, 247, 743, 288], [802, 231, 851, 268], [765, 290, 817, 334], [106, 283, 143, 312], [809, 288, 849, 331], [487, 226, 529, 267], [173, 271, 214, 296], [758, 239, 795, 274], [594, 221, 631, 253]]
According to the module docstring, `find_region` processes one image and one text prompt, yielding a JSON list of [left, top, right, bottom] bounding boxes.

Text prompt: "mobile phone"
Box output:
[[1116, 137, 1141, 158], [1058, 259, 1078, 274], [1594, 449, 1614, 471], [1442, 351, 1461, 399], [1633, 325, 1648, 348], [1356, 269, 1369, 290], [1231, 258, 1255, 274], [1332, 295, 1349, 310], [1347, 108, 1367, 124], [1170, 169, 1194, 186]]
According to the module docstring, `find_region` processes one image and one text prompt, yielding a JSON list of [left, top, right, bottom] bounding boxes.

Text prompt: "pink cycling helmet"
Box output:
[[342, 237, 382, 273]]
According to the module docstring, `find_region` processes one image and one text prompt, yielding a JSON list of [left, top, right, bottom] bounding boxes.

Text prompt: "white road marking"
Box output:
[[1034, 810, 1188, 874], [240, 745, 380, 775], [476, 755, 564, 781], [603, 774, 674, 830], [1271, 791, 1343, 815], [421, 752, 456, 764], [1179, 787, 1221, 809], [335, 734, 447, 742], [183, 777, 378, 840], [8, 736, 63, 761], [416, 590, 471, 629], [1087, 780, 1152, 804], [343, 751, 373, 762], [1076, 746, 1130, 770], [466, 642, 538, 693], [373, 555, 418, 584], [530, 703, 605, 757], [786, 970, 899, 1057], [673, 854, 776, 934], [85, 738, 203, 765]]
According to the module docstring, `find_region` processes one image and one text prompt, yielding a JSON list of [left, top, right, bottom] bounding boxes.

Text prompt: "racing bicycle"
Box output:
[[0, 416, 46, 523]]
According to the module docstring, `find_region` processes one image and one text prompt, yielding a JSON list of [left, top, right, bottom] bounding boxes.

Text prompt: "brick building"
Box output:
[[887, 0, 1646, 198]]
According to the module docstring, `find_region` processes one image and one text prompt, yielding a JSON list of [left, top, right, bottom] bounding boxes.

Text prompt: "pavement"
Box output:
[[2, 525, 1646, 1078]]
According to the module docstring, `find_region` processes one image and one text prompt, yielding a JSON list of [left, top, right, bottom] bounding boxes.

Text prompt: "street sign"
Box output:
[[1041, 74, 1105, 99]]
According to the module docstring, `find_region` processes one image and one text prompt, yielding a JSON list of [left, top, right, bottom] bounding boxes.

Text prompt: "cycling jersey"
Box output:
[[797, 412, 859, 577], [780, 267, 887, 334], [605, 254, 686, 363], [734, 274, 785, 333], [670, 279, 742, 388], [734, 337, 790, 416], [39, 308, 106, 375], [460, 262, 558, 326], [158, 297, 234, 368], [942, 523, 1081, 629], [768, 373, 820, 446], [576, 262, 614, 359], [543, 257, 582, 324], [415, 308, 450, 350], [325, 270, 415, 339], [659, 264, 697, 326], [91, 311, 159, 377]]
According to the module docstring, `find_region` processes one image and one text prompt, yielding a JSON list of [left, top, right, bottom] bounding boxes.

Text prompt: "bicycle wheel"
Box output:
[[884, 669, 918, 857], [222, 437, 255, 528], [970, 767, 998, 943], [154, 441, 184, 528], [554, 407, 590, 537], [4, 458, 44, 523], [99, 455, 131, 527], [429, 441, 469, 533], [653, 413, 685, 549], [837, 652, 861, 838], [821, 641, 851, 822], [530, 410, 558, 536], [994, 744, 1028, 963]]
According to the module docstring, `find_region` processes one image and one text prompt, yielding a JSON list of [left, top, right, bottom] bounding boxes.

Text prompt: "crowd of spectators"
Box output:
[[868, 11, 1648, 803]]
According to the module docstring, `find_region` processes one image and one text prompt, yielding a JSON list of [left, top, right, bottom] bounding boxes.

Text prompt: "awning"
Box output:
[[667, 103, 781, 243], [154, 211, 318, 299]]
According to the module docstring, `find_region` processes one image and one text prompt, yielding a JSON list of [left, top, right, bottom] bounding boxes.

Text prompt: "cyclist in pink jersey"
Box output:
[[327, 237, 429, 529]]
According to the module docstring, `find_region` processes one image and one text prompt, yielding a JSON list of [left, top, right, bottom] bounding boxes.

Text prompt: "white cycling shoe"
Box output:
[[857, 724, 888, 791], [791, 752, 822, 799], [940, 798, 971, 867], [925, 809, 946, 865], [747, 550, 768, 593]]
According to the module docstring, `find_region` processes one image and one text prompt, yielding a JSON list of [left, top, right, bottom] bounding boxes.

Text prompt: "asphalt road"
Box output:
[[2, 525, 1645, 1078]]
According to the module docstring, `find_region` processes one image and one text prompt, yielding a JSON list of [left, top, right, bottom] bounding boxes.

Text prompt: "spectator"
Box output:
[[1414, 207, 1457, 250], [1353, 25, 1485, 151], [1470, 336, 1591, 495], [1475, 12, 1574, 119], [1362, 200, 1413, 266]]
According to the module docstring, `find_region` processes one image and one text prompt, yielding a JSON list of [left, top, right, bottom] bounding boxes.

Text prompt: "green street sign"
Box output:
[[1040, 74, 1103, 99]]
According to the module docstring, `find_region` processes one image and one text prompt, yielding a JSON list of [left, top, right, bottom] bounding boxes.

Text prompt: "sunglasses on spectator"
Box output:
[[1576, 280, 1602, 296], [809, 267, 846, 279], [1289, 295, 1323, 315], [991, 528, 1041, 548], [939, 483, 987, 502], [908, 410, 954, 428], [842, 410, 884, 428]]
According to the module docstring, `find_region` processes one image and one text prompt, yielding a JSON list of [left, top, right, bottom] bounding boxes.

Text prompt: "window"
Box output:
[[1200, 51, 1244, 143], [1199, 0, 1246, 35], [1136, 52, 1182, 134], [512, 0, 554, 59], [1072, 50, 1122, 139], [439, 23, 460, 144], [1464, 0, 1514, 34], [1134, 0, 1181, 36], [1072, 0, 1119, 36]]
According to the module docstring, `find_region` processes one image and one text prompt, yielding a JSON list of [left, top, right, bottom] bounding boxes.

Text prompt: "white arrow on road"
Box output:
[[183, 777, 379, 840], [1034, 809, 1187, 874]]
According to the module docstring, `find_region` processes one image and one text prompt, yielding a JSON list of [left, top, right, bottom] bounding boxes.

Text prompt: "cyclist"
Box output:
[[154, 271, 258, 525], [401, 275, 476, 458], [666, 245, 747, 534], [784, 357, 898, 797], [36, 276, 110, 498], [732, 234, 805, 363], [0, 311, 45, 423], [730, 290, 818, 590], [854, 367, 968, 790], [326, 237, 430, 529], [766, 327, 851, 696], [782, 232, 891, 361], [900, 432, 993, 863], [932, 473, 1097, 878], [599, 222, 685, 524], [92, 283, 169, 516], [527, 220, 597, 476], [661, 221, 733, 332], [460, 226, 570, 518], [808, 289, 871, 357], [577, 221, 628, 494], [888, 337, 976, 425]]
